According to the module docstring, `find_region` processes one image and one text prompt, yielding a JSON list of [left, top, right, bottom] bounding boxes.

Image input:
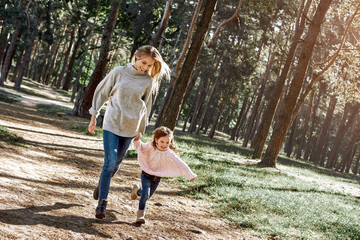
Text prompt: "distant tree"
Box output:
[[259, 0, 333, 167], [71, 0, 121, 117], [162, 0, 218, 130]]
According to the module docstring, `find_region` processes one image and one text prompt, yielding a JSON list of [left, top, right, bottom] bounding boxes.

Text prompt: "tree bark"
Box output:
[[155, 0, 203, 127], [309, 94, 337, 164], [243, 51, 274, 147], [196, 78, 218, 135], [352, 150, 360, 175], [231, 91, 249, 141], [162, 0, 218, 130], [56, 28, 75, 89], [0, 27, 10, 68], [189, 78, 210, 133], [207, 0, 243, 48], [71, 0, 121, 117], [14, 26, 39, 89], [326, 103, 359, 169], [284, 115, 299, 157], [251, 0, 312, 159], [208, 99, 225, 138], [0, 24, 21, 85], [150, 0, 173, 47], [295, 89, 314, 159], [62, 27, 83, 91], [259, 0, 333, 168]]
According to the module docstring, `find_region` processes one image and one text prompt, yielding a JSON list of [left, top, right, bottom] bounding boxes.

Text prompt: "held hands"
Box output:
[[88, 116, 97, 135], [134, 133, 141, 141]]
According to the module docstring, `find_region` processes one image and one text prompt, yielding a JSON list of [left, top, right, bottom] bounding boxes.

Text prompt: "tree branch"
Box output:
[[291, 2, 360, 124], [173, 0, 203, 79], [207, 0, 243, 48]]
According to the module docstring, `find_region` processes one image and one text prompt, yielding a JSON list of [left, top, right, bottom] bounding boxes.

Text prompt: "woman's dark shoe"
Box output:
[[93, 185, 99, 200], [95, 199, 107, 219]]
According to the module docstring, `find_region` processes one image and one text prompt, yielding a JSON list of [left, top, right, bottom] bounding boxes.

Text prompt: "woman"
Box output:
[[88, 45, 170, 219]]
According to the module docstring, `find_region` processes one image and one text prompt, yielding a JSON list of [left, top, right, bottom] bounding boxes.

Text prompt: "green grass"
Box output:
[[0, 89, 21, 103], [70, 123, 103, 137], [0, 126, 26, 146], [143, 127, 360, 240], [36, 104, 71, 117]]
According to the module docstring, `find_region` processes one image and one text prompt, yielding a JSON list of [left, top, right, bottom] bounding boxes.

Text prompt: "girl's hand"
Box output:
[[190, 177, 196, 182], [134, 133, 141, 141], [88, 116, 97, 135]]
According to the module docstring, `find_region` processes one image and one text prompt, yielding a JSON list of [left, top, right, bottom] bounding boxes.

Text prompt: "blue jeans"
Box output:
[[138, 171, 162, 210], [98, 130, 134, 200]]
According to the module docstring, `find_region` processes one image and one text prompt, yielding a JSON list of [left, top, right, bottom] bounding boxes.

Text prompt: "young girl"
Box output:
[[88, 46, 170, 219], [131, 126, 196, 224]]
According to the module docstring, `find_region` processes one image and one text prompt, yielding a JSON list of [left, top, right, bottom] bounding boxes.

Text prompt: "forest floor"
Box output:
[[0, 80, 263, 240]]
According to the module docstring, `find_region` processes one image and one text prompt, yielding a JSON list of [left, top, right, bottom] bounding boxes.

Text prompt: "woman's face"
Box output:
[[133, 55, 155, 73], [155, 135, 170, 151]]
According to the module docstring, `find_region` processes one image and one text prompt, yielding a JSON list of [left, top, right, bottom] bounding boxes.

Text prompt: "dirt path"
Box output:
[[0, 81, 261, 240]]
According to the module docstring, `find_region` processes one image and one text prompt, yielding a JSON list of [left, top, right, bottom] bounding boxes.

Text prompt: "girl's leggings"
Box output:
[[138, 171, 162, 210]]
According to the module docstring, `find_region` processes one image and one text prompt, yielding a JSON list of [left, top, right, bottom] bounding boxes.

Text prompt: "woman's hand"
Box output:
[[134, 133, 141, 141], [190, 177, 196, 182], [88, 116, 97, 135]]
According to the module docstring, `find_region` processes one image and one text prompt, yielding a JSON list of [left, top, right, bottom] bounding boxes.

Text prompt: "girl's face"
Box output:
[[155, 135, 170, 151], [133, 55, 155, 73]]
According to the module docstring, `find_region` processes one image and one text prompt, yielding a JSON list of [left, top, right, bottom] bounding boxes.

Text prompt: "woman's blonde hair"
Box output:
[[131, 45, 170, 94], [152, 126, 177, 152]]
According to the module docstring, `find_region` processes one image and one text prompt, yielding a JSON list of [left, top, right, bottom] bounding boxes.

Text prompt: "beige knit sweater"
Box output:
[[89, 63, 153, 137]]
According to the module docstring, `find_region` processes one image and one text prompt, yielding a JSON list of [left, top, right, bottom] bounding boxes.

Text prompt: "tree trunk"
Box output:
[[189, 78, 210, 133], [295, 89, 314, 159], [0, 24, 21, 85], [155, 0, 203, 128], [196, 78, 218, 135], [0, 27, 10, 68], [310, 94, 337, 164], [303, 85, 322, 160], [284, 115, 299, 157], [252, 0, 312, 159], [259, 0, 333, 167], [182, 84, 201, 132], [162, 0, 218, 130], [326, 103, 359, 169], [208, 99, 225, 138], [44, 26, 66, 85], [231, 91, 249, 141], [14, 26, 39, 89], [63, 27, 83, 90], [177, 69, 200, 124], [243, 51, 274, 147], [71, 53, 87, 102], [10, 49, 24, 82], [150, 0, 173, 47], [352, 150, 360, 175], [56, 28, 75, 89], [71, 0, 121, 117]]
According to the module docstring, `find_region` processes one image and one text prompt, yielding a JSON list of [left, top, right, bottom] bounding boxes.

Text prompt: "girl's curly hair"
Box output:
[[152, 126, 178, 153]]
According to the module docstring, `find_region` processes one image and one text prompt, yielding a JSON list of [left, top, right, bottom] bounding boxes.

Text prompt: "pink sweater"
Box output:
[[133, 140, 197, 181]]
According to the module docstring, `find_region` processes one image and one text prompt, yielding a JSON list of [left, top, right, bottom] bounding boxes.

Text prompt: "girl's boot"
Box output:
[[136, 209, 145, 224], [95, 199, 107, 219], [130, 184, 140, 200]]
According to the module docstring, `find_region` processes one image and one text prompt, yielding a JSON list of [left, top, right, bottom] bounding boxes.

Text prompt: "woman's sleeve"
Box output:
[[88, 68, 118, 117], [138, 83, 153, 133]]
